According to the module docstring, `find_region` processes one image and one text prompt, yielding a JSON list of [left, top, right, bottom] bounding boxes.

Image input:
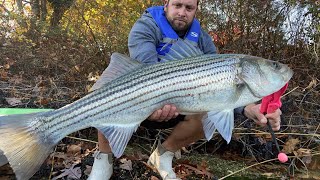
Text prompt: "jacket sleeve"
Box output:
[[199, 29, 217, 54], [128, 14, 161, 64]]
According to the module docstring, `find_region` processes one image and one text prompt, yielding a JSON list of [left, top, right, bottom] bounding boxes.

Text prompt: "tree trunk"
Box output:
[[30, 0, 40, 31], [40, 0, 47, 22], [16, 0, 28, 28], [49, 0, 75, 28]]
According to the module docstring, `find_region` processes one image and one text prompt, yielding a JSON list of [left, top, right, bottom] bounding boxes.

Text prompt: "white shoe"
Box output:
[[148, 144, 181, 180], [88, 151, 113, 180]]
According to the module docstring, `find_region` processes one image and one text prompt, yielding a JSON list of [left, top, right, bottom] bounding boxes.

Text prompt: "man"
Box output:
[[88, 0, 282, 179]]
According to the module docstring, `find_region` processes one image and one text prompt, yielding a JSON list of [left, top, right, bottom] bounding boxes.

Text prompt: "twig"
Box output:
[[192, 140, 209, 151], [65, 136, 97, 144], [305, 123, 320, 148], [219, 158, 277, 180], [133, 143, 152, 154], [132, 134, 156, 141], [295, 155, 309, 176], [313, 42, 319, 63], [219, 152, 320, 180], [282, 86, 299, 97], [233, 132, 320, 138], [48, 146, 57, 180]]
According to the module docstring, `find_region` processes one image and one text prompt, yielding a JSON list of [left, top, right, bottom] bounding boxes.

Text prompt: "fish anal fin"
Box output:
[[96, 123, 140, 158], [202, 110, 234, 143]]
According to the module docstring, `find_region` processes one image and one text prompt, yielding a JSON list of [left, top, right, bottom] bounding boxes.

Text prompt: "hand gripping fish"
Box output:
[[0, 40, 293, 179]]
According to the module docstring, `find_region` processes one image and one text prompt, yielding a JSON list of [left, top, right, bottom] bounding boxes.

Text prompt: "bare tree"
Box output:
[[48, 0, 75, 28]]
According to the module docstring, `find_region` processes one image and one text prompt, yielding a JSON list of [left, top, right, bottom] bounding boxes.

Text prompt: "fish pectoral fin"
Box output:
[[90, 53, 146, 91], [96, 123, 140, 158], [202, 110, 234, 143]]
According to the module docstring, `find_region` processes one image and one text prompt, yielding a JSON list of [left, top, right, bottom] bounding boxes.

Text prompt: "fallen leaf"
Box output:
[[36, 98, 50, 105], [134, 151, 149, 160], [177, 164, 214, 179], [50, 53, 57, 57], [52, 164, 81, 180], [8, 75, 23, 84], [197, 160, 208, 172], [175, 164, 192, 179], [74, 65, 80, 72], [51, 152, 67, 160], [283, 138, 300, 153], [5, 98, 22, 106], [0, 69, 8, 79], [296, 148, 311, 157], [84, 165, 92, 176], [303, 78, 318, 91], [4, 64, 10, 69], [67, 144, 82, 155], [119, 158, 132, 171], [150, 176, 160, 180], [87, 72, 99, 82], [302, 156, 312, 164], [127, 151, 149, 160], [181, 147, 190, 153], [308, 155, 320, 170], [174, 149, 181, 159], [262, 172, 274, 177]]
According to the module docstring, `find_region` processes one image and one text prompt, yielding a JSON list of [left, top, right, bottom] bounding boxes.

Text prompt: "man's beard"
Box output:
[[170, 18, 192, 33]]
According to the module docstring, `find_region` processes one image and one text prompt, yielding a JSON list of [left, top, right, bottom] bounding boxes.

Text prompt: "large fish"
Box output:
[[0, 40, 293, 179]]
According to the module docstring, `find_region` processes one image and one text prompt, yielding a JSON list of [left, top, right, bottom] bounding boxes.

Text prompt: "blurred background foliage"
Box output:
[[0, 0, 318, 57], [0, 0, 319, 106]]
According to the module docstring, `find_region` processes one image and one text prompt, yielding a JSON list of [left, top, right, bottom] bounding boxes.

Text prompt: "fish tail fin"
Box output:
[[0, 113, 55, 180]]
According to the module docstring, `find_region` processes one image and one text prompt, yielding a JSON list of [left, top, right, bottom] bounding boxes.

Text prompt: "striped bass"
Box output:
[[0, 40, 293, 179]]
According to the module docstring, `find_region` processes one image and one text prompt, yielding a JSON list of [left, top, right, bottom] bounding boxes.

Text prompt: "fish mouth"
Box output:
[[280, 64, 294, 82]]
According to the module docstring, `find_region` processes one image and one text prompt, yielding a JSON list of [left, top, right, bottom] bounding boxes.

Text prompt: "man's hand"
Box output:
[[244, 103, 282, 131], [148, 104, 179, 122]]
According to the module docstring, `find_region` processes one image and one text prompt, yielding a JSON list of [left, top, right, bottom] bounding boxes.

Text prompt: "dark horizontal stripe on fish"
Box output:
[[40, 58, 202, 120], [48, 76, 228, 135], [44, 63, 237, 135], [47, 68, 235, 135], [84, 75, 229, 122], [44, 61, 236, 133], [129, 75, 233, 114], [45, 57, 238, 123]]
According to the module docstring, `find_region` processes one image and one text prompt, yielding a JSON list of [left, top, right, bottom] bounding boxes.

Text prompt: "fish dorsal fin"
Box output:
[[95, 123, 140, 158], [202, 110, 234, 143], [159, 38, 204, 62], [90, 53, 145, 91]]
